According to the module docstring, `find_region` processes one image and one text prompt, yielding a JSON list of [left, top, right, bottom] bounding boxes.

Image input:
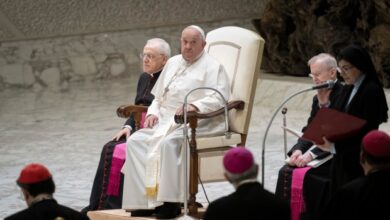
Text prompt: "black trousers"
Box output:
[[84, 138, 126, 212], [275, 161, 332, 220]]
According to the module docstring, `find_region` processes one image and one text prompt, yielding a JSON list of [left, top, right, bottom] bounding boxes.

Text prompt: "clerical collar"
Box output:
[[149, 70, 162, 78]]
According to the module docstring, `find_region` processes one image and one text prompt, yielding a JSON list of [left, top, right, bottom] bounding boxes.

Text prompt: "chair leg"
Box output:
[[188, 122, 199, 217], [188, 146, 198, 216]]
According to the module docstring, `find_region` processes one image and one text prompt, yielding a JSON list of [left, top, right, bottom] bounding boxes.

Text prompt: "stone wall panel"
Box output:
[[0, 0, 267, 41], [0, 19, 257, 92]]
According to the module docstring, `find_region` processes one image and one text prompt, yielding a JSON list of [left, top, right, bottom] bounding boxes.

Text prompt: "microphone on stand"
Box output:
[[311, 80, 335, 90], [261, 79, 335, 188], [181, 87, 229, 219]]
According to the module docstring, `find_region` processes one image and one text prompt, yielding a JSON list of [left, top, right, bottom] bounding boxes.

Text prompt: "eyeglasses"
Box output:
[[309, 68, 333, 78], [338, 65, 355, 73], [309, 73, 320, 78], [139, 53, 162, 60]]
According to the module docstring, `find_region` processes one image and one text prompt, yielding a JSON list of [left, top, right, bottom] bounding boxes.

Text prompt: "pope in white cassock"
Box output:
[[121, 25, 231, 219]]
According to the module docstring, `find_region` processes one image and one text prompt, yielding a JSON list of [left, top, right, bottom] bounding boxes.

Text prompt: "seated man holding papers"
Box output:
[[275, 53, 343, 220]]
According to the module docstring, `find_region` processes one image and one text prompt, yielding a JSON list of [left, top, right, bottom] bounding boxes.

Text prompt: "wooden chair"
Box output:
[[180, 26, 264, 217], [117, 26, 265, 218]]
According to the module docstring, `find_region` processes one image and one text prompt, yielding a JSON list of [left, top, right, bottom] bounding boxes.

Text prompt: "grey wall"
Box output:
[[0, 0, 267, 41], [0, 0, 268, 92]]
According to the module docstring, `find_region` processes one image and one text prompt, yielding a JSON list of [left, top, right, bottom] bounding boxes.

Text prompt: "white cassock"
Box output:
[[121, 51, 230, 209]]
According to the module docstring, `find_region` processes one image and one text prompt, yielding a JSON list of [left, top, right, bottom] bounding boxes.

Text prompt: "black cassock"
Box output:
[[275, 82, 343, 220], [82, 71, 161, 212]]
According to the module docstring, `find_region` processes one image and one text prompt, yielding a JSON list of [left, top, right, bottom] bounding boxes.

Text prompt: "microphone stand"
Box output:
[[261, 87, 313, 188], [181, 87, 229, 219], [282, 107, 288, 158]]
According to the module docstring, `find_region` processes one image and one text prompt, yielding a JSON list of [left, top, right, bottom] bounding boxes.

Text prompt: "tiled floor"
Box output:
[[1, 73, 388, 219]]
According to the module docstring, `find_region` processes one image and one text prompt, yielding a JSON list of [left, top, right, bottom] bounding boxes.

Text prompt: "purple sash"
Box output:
[[106, 143, 126, 196], [106, 112, 146, 196], [291, 166, 311, 220]]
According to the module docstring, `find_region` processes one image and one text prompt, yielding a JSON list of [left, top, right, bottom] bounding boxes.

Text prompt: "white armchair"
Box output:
[[180, 26, 265, 217]]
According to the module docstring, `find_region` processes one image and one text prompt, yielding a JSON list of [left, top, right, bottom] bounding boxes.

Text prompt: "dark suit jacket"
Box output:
[[331, 77, 388, 191], [323, 170, 390, 220], [203, 182, 290, 220], [5, 199, 89, 220]]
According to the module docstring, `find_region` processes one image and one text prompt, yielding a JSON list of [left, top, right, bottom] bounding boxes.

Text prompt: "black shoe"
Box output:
[[130, 209, 155, 217], [156, 202, 181, 219]]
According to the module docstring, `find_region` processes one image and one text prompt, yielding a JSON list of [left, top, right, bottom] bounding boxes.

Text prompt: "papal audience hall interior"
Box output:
[[1, 0, 389, 219]]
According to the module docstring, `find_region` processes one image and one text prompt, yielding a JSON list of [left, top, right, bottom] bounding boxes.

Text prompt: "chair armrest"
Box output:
[[175, 100, 245, 124], [116, 104, 148, 118]]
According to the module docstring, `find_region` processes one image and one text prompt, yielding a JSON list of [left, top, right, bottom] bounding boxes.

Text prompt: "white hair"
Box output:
[[145, 38, 171, 58], [308, 53, 337, 69], [185, 25, 206, 40], [224, 164, 258, 185]]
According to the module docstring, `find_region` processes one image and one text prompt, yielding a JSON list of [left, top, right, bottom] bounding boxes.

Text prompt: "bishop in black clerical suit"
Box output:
[[204, 148, 290, 220]]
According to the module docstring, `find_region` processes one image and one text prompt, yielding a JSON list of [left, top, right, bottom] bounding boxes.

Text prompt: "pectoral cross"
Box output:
[[162, 59, 190, 100]]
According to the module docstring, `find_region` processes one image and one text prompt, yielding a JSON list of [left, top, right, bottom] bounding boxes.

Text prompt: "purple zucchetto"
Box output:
[[223, 147, 254, 174]]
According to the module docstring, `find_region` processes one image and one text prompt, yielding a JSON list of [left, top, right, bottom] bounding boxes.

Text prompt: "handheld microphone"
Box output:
[[311, 80, 335, 90]]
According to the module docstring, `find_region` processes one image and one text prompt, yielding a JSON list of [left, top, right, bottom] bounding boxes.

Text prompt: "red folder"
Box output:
[[302, 108, 367, 145]]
